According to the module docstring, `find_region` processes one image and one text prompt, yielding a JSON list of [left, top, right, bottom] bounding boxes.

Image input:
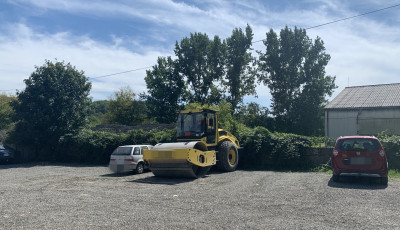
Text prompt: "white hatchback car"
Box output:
[[109, 145, 153, 174]]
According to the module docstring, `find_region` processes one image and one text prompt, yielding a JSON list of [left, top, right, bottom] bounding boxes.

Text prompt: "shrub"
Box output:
[[56, 129, 128, 163], [55, 128, 176, 164], [239, 126, 312, 170], [12, 115, 322, 171], [269, 132, 311, 169], [377, 133, 400, 169]]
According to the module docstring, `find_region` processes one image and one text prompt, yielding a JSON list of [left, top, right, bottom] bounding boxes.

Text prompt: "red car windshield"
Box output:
[[337, 138, 380, 152]]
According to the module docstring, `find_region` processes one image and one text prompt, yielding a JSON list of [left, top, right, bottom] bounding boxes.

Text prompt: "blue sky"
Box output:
[[1, 0, 399, 108]]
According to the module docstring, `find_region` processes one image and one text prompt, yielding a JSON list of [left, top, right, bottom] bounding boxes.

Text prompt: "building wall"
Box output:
[[325, 108, 400, 138], [325, 110, 358, 138]]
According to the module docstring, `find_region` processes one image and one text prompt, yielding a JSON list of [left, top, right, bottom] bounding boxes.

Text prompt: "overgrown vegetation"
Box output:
[[237, 127, 314, 170], [6, 60, 91, 161], [257, 26, 337, 136], [53, 128, 176, 164], [3, 26, 399, 174], [377, 132, 400, 169], [0, 94, 16, 130], [102, 86, 150, 126], [388, 169, 400, 179], [25, 123, 317, 170]]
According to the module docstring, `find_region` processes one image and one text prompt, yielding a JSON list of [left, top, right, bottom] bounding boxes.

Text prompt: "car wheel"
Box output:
[[381, 176, 388, 185], [332, 174, 340, 182], [135, 163, 144, 174]]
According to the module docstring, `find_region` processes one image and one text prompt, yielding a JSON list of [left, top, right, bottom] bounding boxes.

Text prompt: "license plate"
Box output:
[[350, 157, 372, 165]]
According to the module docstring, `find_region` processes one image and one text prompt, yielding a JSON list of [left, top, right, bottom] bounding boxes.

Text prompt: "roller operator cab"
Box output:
[[143, 109, 240, 178]]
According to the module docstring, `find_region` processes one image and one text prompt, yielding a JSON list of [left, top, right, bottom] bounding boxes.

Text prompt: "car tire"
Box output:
[[216, 141, 239, 172], [381, 176, 388, 185], [135, 163, 144, 174]]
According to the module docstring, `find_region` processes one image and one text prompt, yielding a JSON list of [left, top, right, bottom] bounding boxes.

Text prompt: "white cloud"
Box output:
[[307, 7, 400, 99], [1, 0, 399, 108], [0, 23, 170, 99]]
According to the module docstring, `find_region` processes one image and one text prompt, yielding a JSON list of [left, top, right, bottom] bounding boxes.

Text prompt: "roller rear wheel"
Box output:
[[216, 141, 239, 172]]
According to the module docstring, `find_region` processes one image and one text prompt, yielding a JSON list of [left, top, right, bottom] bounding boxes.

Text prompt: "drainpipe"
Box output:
[[325, 110, 329, 137], [356, 110, 362, 135]]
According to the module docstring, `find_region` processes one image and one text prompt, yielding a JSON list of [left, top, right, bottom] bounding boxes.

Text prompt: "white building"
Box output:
[[325, 83, 400, 138]]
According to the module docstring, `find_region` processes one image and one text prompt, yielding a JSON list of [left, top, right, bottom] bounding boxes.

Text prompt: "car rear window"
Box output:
[[337, 138, 380, 151], [112, 147, 133, 155]]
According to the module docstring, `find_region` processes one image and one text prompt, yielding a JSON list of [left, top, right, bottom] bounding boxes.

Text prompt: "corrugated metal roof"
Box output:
[[325, 83, 400, 109]]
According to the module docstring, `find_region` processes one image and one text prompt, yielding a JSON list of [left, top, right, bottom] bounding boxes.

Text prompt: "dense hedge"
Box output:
[[50, 125, 316, 169], [237, 126, 313, 170], [19, 125, 400, 171], [54, 128, 176, 164], [378, 133, 400, 169]]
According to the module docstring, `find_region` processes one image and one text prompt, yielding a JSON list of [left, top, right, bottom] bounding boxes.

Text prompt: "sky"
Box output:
[[0, 0, 399, 108]]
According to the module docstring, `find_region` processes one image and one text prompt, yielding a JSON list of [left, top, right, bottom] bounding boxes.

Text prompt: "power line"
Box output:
[[48, 3, 400, 80], [89, 66, 152, 79], [0, 89, 19, 92], [305, 3, 400, 30], [2, 2, 399, 87], [252, 3, 400, 44], [0, 66, 154, 92]]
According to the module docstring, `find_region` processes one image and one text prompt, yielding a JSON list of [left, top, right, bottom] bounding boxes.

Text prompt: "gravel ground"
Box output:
[[0, 164, 399, 229]]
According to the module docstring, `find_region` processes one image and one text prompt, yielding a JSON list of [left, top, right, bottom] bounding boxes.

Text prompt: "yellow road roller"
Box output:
[[143, 109, 240, 178]]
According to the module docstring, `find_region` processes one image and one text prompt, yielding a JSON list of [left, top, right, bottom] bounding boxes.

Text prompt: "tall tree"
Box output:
[[103, 86, 146, 126], [0, 93, 16, 130], [144, 56, 185, 123], [223, 24, 256, 112], [88, 100, 109, 126], [236, 102, 269, 129], [175, 32, 225, 105], [257, 26, 336, 135], [9, 60, 91, 159]]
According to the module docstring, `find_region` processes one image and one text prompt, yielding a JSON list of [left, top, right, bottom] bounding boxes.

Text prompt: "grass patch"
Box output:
[[388, 169, 400, 180], [311, 164, 332, 174]]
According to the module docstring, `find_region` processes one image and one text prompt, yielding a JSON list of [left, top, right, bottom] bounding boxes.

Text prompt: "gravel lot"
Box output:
[[0, 164, 399, 229]]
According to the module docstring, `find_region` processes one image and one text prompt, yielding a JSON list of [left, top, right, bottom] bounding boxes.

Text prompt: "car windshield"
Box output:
[[112, 147, 133, 155], [337, 138, 380, 151]]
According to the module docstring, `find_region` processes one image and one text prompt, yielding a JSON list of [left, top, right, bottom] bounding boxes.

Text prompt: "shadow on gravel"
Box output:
[[101, 170, 153, 177], [328, 176, 388, 190], [0, 162, 108, 170], [0, 162, 54, 170], [130, 176, 198, 185], [101, 172, 133, 177]]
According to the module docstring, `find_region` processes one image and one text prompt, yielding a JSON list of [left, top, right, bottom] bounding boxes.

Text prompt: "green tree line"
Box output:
[[143, 25, 336, 136], [0, 25, 337, 161]]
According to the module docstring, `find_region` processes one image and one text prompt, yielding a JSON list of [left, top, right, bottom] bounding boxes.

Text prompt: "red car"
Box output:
[[331, 136, 388, 185]]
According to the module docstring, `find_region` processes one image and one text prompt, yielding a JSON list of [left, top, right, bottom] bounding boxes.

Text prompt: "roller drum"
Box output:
[[144, 141, 215, 178]]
